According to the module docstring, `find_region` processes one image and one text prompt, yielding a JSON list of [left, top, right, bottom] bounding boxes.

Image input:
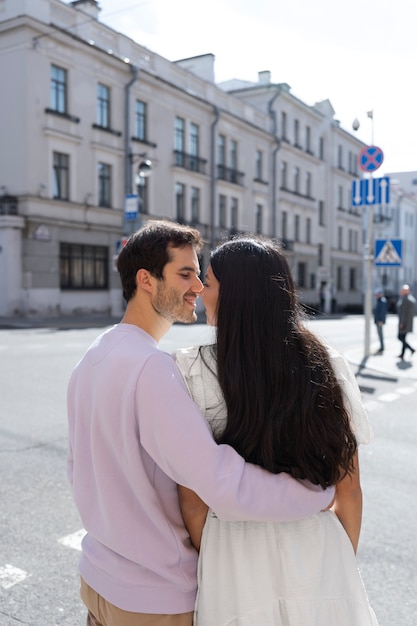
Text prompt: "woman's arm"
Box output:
[[332, 451, 362, 553], [178, 485, 209, 551]]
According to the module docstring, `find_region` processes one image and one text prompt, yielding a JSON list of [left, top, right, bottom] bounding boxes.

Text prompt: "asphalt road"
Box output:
[[0, 315, 416, 625]]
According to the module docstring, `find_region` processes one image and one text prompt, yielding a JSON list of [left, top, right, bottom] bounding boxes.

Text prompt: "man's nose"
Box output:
[[193, 276, 204, 293]]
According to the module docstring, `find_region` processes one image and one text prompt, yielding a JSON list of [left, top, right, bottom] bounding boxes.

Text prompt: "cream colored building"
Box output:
[[0, 0, 367, 318]]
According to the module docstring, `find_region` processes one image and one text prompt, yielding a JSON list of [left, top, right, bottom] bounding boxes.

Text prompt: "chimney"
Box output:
[[71, 0, 101, 20], [258, 70, 271, 85]]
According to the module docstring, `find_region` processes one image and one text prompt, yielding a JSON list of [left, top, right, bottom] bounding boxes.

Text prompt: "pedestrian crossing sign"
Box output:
[[374, 239, 402, 266]]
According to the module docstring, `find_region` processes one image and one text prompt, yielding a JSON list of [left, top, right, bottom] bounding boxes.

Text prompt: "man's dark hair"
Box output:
[[117, 220, 203, 302]]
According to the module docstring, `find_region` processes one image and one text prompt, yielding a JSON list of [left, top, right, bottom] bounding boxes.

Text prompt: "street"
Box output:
[[0, 314, 416, 625]]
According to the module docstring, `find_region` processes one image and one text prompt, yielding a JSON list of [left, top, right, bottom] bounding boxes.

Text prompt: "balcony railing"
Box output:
[[217, 164, 245, 186], [173, 150, 207, 175]]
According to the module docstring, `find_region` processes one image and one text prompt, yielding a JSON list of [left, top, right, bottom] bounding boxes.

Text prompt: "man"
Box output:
[[67, 220, 334, 626], [374, 287, 387, 354], [397, 284, 416, 360]]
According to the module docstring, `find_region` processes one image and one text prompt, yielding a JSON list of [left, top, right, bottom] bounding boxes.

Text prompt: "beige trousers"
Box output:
[[80, 577, 193, 626]]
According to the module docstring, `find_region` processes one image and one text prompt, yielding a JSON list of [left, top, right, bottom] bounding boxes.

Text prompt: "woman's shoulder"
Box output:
[[174, 344, 216, 378]]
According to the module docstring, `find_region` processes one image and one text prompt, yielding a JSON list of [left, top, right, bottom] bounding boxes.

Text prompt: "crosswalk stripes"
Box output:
[[0, 564, 28, 589], [58, 528, 86, 551]]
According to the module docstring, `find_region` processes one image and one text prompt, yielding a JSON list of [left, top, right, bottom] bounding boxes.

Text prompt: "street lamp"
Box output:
[[123, 152, 153, 236]]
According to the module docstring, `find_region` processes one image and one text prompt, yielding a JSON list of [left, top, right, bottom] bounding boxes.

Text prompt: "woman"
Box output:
[[175, 237, 378, 626]]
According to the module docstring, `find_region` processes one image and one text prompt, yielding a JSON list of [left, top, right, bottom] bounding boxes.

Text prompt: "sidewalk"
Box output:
[[344, 340, 417, 381], [0, 313, 121, 330]]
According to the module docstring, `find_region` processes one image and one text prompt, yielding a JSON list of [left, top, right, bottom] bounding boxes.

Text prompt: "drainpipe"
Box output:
[[210, 106, 220, 250], [268, 87, 281, 238], [124, 65, 139, 198]]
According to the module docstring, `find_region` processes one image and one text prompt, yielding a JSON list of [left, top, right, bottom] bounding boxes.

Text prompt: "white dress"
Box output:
[[175, 344, 379, 626]]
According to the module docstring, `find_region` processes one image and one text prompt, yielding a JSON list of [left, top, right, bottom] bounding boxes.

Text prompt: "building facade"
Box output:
[[0, 0, 369, 318]]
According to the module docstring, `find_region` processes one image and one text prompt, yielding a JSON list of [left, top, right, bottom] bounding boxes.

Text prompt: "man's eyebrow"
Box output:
[[178, 265, 201, 274]]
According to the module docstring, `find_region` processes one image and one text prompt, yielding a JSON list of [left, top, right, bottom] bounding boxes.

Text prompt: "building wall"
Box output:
[[2, 0, 401, 318]]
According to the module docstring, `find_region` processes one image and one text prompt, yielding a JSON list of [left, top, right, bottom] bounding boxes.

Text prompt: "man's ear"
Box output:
[[136, 268, 155, 294]]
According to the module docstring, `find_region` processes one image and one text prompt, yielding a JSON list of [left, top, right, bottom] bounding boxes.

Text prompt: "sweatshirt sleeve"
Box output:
[[136, 352, 334, 522]]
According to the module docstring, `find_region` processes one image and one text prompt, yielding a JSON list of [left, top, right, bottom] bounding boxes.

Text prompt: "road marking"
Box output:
[[0, 564, 28, 589], [396, 387, 416, 395], [377, 392, 400, 402], [58, 528, 86, 551], [363, 400, 383, 412]]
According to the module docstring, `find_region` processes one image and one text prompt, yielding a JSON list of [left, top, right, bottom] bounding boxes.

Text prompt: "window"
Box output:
[[319, 136, 325, 160], [230, 140, 238, 170], [97, 84, 110, 128], [294, 119, 300, 146], [189, 123, 199, 171], [219, 194, 227, 228], [282, 211, 287, 238], [318, 243, 323, 267], [231, 197, 239, 231], [306, 217, 311, 243], [297, 262, 306, 288], [306, 171, 312, 197], [348, 229, 353, 252], [191, 186, 200, 223], [280, 161, 288, 189], [349, 267, 356, 290], [338, 185, 344, 209], [255, 150, 263, 180], [255, 203, 262, 234], [175, 116, 185, 151], [338, 226, 343, 249], [338, 145, 343, 169], [174, 117, 185, 166], [306, 125, 311, 152], [50, 65, 67, 113], [135, 100, 147, 141], [218, 134, 226, 166], [281, 111, 287, 140], [319, 200, 325, 225], [295, 215, 300, 241], [137, 176, 148, 214], [60, 243, 108, 289], [53, 152, 69, 200], [175, 182, 185, 222], [337, 266, 343, 290], [98, 162, 112, 207], [293, 166, 300, 193]]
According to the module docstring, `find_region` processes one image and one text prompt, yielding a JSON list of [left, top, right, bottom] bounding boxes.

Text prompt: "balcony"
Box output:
[[173, 151, 207, 175], [217, 164, 245, 186]]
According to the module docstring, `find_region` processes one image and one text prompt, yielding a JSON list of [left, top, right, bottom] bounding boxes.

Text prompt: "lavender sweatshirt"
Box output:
[[67, 324, 333, 613]]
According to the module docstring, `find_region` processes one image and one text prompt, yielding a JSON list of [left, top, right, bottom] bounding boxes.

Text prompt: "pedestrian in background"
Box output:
[[397, 284, 416, 360], [374, 288, 387, 355]]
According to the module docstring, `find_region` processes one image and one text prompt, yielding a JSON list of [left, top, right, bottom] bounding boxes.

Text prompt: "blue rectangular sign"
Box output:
[[352, 176, 390, 207]]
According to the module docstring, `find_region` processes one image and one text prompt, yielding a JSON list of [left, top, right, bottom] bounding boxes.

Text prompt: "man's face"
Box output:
[[152, 244, 203, 324]]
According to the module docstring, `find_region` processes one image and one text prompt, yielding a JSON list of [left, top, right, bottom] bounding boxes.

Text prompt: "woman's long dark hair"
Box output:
[[209, 237, 357, 488]]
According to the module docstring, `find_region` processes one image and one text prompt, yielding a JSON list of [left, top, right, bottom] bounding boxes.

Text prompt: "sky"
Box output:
[[67, 0, 416, 175]]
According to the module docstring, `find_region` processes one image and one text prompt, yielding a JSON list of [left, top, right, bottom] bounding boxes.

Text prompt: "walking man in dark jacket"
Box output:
[[397, 284, 416, 360], [374, 288, 387, 354]]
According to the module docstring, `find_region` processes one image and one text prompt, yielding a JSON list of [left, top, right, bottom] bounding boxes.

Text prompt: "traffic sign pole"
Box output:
[[358, 146, 384, 358]]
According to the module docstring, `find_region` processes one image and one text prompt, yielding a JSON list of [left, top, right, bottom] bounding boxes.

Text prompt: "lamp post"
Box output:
[[123, 152, 153, 236]]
